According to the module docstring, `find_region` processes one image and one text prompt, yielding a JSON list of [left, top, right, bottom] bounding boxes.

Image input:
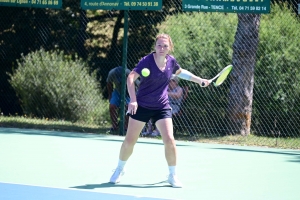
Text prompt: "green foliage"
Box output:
[[159, 12, 237, 134], [159, 5, 300, 137], [254, 3, 300, 137], [8, 49, 109, 125]]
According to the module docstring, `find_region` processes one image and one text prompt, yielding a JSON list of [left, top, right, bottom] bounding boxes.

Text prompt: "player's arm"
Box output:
[[127, 71, 140, 115], [175, 68, 209, 87]]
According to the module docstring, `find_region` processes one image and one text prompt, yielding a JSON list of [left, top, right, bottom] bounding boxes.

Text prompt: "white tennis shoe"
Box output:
[[168, 174, 183, 188], [109, 168, 125, 184]]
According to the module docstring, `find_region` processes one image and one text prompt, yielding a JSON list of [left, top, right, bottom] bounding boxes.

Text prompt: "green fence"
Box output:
[[0, 0, 299, 149]]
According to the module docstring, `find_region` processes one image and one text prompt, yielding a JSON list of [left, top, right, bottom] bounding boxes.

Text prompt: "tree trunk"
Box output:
[[227, 14, 261, 136]]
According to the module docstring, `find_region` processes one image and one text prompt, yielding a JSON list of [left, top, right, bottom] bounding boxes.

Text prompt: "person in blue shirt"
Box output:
[[106, 66, 139, 134]]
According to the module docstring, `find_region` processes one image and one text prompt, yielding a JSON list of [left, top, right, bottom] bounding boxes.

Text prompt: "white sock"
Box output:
[[168, 166, 176, 175], [117, 159, 127, 170]]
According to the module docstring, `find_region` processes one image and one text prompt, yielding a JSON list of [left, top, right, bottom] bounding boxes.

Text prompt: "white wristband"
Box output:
[[177, 69, 193, 81]]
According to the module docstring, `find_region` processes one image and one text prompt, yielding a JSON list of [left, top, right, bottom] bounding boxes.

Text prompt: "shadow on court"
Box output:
[[71, 181, 170, 190], [288, 156, 300, 163]]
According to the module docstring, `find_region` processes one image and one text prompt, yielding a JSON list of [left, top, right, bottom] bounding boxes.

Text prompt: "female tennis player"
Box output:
[[109, 33, 210, 188]]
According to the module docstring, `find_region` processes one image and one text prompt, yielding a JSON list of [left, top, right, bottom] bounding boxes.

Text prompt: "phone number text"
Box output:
[[1, 0, 59, 5], [123, 1, 159, 7], [185, 4, 268, 11]]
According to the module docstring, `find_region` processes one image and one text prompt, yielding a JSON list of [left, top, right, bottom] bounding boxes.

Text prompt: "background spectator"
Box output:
[[107, 66, 139, 134]]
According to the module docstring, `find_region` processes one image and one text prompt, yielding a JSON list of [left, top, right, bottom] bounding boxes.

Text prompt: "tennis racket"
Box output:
[[201, 64, 233, 87]]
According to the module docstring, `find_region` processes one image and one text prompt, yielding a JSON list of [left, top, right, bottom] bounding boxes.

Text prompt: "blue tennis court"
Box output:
[[0, 127, 299, 200]]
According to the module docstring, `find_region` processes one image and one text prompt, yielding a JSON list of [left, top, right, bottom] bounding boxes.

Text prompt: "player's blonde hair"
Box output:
[[155, 33, 174, 52]]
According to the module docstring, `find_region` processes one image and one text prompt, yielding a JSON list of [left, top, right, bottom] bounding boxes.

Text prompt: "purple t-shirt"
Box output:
[[133, 53, 180, 109]]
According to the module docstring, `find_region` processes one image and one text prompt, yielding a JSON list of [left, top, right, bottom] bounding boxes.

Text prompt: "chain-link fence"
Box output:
[[0, 0, 299, 149]]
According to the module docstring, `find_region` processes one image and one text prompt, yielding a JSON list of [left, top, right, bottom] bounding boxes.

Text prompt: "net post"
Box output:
[[120, 10, 129, 136]]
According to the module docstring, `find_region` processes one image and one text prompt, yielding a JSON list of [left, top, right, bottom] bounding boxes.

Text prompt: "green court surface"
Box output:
[[0, 127, 299, 200]]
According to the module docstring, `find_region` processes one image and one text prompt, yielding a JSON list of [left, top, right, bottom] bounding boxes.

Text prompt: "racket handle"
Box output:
[[201, 80, 212, 87]]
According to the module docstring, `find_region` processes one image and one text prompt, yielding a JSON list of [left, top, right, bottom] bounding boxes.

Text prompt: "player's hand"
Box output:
[[200, 79, 210, 87], [127, 101, 138, 115]]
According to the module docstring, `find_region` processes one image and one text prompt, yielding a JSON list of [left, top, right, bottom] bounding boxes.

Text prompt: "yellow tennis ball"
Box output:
[[141, 68, 150, 77]]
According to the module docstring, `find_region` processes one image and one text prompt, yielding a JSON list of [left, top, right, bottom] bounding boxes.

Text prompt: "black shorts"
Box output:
[[128, 106, 172, 123]]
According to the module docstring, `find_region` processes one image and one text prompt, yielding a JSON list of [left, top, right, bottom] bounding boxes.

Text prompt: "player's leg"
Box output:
[[156, 116, 183, 188], [120, 117, 145, 160], [110, 118, 145, 184], [110, 107, 150, 184], [156, 118, 177, 166]]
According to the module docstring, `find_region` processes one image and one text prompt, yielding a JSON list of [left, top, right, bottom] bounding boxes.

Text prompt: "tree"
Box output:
[[0, 2, 86, 115], [227, 14, 261, 136]]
